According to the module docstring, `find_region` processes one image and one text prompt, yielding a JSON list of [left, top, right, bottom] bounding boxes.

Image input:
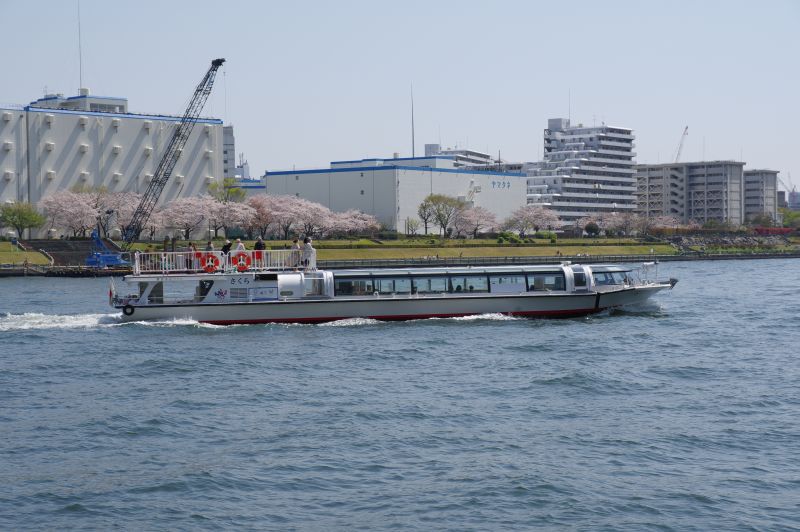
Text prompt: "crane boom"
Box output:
[[122, 58, 225, 249], [673, 126, 688, 163]]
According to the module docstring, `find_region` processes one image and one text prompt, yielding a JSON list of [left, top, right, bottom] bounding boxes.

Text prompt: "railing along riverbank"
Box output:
[[1, 250, 798, 277]]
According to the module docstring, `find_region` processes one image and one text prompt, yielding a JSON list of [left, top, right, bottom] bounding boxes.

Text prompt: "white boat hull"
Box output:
[[117, 284, 670, 324]]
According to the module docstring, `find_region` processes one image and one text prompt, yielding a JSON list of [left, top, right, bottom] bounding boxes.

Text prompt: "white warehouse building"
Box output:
[[264, 156, 528, 233], [0, 90, 224, 214]]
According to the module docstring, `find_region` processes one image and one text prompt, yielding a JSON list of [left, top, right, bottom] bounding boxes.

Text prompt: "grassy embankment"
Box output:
[[130, 238, 678, 260], [0, 242, 51, 265]]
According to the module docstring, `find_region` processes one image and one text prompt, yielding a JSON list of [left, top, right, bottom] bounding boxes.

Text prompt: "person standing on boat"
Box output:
[[235, 238, 246, 251], [291, 238, 302, 270], [204, 241, 214, 251], [302, 237, 316, 270], [253, 237, 266, 265], [221, 239, 232, 269]]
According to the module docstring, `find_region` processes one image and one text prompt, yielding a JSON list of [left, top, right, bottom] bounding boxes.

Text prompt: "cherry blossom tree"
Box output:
[[268, 195, 306, 239], [40, 191, 99, 237], [329, 209, 380, 237], [295, 198, 332, 237], [602, 212, 636, 236], [503, 205, 559, 237], [103, 192, 141, 238], [161, 196, 214, 240], [246, 195, 279, 238], [453, 206, 497, 238], [215, 199, 257, 237]]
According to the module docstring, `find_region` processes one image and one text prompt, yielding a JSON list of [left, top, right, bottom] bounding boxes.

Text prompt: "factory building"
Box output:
[[264, 156, 527, 232], [0, 90, 224, 210], [635, 161, 747, 225], [525, 118, 637, 225]]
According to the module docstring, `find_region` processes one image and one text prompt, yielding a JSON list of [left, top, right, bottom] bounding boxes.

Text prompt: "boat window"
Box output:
[[490, 275, 525, 286], [573, 272, 587, 287], [198, 280, 214, 297], [394, 278, 412, 294], [148, 281, 164, 303], [528, 272, 565, 291], [449, 277, 466, 293], [489, 275, 525, 294], [305, 277, 325, 296], [464, 276, 489, 292], [612, 272, 627, 284], [375, 278, 395, 294], [596, 272, 629, 285], [412, 277, 448, 294], [334, 277, 373, 296]]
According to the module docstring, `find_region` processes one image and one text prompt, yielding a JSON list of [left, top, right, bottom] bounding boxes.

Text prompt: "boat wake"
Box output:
[[439, 312, 521, 322], [318, 317, 384, 327], [0, 312, 122, 331], [0, 312, 228, 331]]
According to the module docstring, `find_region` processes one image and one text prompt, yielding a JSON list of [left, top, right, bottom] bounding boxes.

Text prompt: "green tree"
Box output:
[[417, 198, 435, 235], [584, 221, 600, 236], [426, 193, 465, 237], [0, 202, 46, 238], [208, 177, 246, 203]]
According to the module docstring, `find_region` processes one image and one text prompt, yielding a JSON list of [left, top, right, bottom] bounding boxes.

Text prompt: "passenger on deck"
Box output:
[[235, 238, 246, 251], [302, 238, 316, 270], [204, 241, 214, 251], [221, 240, 232, 255]]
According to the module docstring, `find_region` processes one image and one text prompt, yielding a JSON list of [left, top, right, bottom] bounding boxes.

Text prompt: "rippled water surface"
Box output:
[[1, 259, 799, 530]]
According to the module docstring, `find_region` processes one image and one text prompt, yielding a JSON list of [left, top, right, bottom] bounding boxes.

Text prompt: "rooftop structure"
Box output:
[[29, 88, 128, 114], [424, 144, 494, 167]]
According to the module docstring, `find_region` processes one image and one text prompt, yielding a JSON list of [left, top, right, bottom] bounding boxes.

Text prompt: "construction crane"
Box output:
[[122, 58, 225, 250], [673, 126, 688, 163], [777, 173, 796, 193]]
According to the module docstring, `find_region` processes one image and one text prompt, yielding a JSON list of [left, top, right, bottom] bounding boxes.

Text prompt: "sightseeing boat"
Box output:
[[109, 249, 677, 324]]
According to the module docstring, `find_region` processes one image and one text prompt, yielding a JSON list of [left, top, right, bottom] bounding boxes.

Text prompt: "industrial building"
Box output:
[[525, 118, 637, 225], [0, 90, 224, 210], [264, 155, 527, 232], [635, 161, 749, 225]]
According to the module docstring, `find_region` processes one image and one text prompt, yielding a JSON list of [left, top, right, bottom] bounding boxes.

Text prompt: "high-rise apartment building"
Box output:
[[526, 118, 637, 225], [743, 169, 778, 222], [635, 161, 746, 225]]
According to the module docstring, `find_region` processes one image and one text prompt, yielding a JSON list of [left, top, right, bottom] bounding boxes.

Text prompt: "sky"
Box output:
[[2, 0, 799, 187]]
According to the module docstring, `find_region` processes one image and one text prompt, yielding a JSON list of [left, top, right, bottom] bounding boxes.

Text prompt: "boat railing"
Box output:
[[132, 249, 316, 275]]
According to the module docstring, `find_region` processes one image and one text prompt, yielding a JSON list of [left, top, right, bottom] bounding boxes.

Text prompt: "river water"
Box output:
[[1, 259, 799, 530]]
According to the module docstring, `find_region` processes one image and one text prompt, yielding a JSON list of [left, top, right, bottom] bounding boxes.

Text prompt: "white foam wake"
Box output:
[[318, 317, 383, 327], [430, 312, 521, 322], [0, 312, 121, 331], [0, 312, 232, 331]]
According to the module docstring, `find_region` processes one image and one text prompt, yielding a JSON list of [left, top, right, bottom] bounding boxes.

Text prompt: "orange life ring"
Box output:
[[202, 253, 220, 273], [232, 252, 252, 272]]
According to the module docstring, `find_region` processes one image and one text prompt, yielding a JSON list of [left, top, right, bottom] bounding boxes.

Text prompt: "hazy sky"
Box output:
[[2, 0, 798, 186]]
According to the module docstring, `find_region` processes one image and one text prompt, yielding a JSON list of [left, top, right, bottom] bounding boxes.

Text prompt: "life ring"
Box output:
[[122, 305, 135, 316], [232, 252, 252, 272], [202, 253, 220, 273]]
